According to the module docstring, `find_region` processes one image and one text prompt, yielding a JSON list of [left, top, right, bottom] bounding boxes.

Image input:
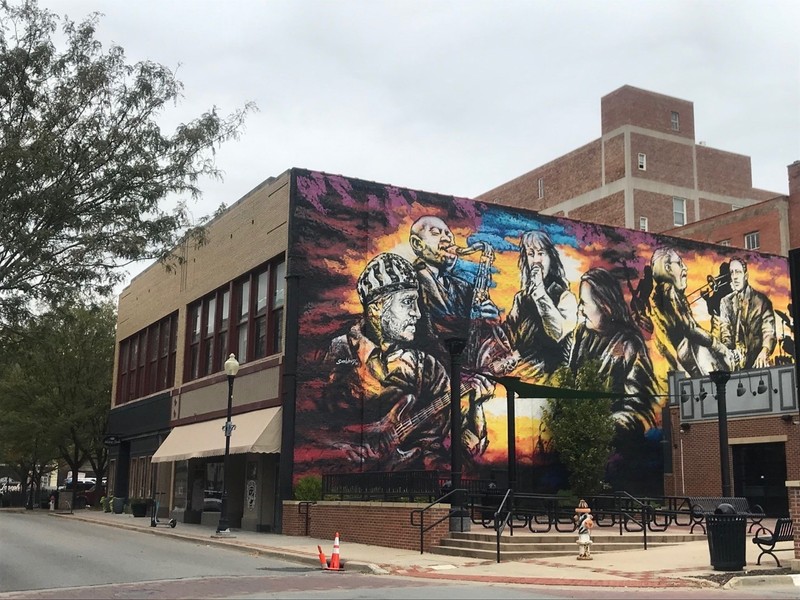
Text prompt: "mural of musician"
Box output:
[[717, 256, 776, 369], [569, 268, 659, 432], [649, 246, 733, 377], [505, 230, 578, 382], [289, 169, 793, 493], [317, 252, 493, 471]]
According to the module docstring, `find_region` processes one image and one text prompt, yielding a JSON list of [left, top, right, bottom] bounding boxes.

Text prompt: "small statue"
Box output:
[[574, 498, 594, 560]]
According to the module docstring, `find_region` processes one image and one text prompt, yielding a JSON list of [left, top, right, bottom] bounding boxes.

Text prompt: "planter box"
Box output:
[[131, 503, 148, 517]]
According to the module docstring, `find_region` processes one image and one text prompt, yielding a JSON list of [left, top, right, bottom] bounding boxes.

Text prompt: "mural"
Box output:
[[290, 170, 794, 495]]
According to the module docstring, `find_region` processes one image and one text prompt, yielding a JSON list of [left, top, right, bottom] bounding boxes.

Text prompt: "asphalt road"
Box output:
[[0, 511, 796, 600]]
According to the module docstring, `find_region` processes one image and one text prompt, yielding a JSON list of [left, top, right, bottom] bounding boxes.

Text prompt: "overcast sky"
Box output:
[[37, 0, 800, 284]]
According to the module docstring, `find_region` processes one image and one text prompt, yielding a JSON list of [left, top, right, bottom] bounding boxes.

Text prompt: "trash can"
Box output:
[[706, 503, 747, 571]]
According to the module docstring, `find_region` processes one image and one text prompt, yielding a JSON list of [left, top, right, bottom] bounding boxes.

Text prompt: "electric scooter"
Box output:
[[150, 491, 177, 528]]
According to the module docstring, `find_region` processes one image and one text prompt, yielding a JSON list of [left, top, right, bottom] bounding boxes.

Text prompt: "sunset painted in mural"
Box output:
[[290, 170, 793, 494]]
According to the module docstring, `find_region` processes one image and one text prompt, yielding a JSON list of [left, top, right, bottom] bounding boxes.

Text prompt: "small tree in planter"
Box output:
[[294, 475, 322, 501]]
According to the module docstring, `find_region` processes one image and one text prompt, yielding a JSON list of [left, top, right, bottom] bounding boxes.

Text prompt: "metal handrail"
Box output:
[[409, 488, 466, 554], [298, 501, 316, 536], [614, 490, 649, 549], [494, 488, 513, 563]]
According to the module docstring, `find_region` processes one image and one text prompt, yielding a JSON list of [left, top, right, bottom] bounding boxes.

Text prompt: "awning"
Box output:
[[151, 406, 282, 463]]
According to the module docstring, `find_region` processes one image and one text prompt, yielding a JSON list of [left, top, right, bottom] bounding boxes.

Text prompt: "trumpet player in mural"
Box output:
[[717, 256, 776, 370], [321, 252, 493, 471], [649, 246, 733, 377], [505, 230, 578, 382], [569, 268, 659, 432]]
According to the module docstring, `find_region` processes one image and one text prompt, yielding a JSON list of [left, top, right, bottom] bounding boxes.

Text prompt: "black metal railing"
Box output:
[[409, 487, 467, 554], [494, 488, 513, 563], [298, 501, 315, 535]]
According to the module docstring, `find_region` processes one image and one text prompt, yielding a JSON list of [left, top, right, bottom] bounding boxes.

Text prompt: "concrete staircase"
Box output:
[[430, 529, 707, 561]]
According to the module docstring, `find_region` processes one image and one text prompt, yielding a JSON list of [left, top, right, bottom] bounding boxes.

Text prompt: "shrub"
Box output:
[[294, 475, 322, 501]]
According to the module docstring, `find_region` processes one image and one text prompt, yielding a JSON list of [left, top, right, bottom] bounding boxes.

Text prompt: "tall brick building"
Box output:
[[479, 85, 799, 256]]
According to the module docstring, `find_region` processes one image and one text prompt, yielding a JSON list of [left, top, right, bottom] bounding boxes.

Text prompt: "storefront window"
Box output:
[[204, 462, 224, 512]]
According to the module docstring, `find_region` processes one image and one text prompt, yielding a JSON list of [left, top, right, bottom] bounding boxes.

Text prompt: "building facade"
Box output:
[[478, 85, 799, 256], [108, 168, 797, 534]]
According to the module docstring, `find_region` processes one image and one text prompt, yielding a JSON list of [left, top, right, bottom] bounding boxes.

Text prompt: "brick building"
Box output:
[[106, 167, 797, 536], [479, 85, 799, 256]]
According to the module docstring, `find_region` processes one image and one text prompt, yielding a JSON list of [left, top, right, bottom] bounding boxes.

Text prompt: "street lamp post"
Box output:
[[216, 353, 240, 535], [708, 370, 732, 497], [444, 337, 469, 532]]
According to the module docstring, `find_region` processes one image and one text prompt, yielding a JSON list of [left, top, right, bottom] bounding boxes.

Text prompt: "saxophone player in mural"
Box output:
[[649, 246, 733, 377], [320, 252, 493, 470], [717, 257, 776, 369], [569, 268, 659, 431], [505, 230, 578, 382], [409, 215, 514, 458]]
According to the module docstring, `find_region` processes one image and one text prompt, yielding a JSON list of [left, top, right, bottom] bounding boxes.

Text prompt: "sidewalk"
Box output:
[[46, 508, 799, 590]]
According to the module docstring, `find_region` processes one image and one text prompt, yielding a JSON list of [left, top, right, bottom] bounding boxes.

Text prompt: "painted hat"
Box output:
[[357, 253, 418, 306], [575, 498, 590, 513]]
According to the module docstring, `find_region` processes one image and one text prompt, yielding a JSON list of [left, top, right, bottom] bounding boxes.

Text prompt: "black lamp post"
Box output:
[[444, 337, 469, 532], [708, 370, 732, 497], [216, 353, 240, 535]]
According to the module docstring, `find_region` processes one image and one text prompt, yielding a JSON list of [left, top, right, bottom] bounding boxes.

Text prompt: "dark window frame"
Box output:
[[183, 255, 285, 383], [116, 312, 178, 405]]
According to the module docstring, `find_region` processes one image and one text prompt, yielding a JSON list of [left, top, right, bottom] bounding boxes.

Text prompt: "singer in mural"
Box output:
[[505, 230, 578, 382], [568, 268, 659, 432], [649, 246, 732, 377], [717, 257, 776, 369], [319, 252, 493, 471]]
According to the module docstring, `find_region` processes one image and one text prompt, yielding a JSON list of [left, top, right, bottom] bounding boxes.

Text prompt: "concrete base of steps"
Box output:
[[429, 530, 708, 560]]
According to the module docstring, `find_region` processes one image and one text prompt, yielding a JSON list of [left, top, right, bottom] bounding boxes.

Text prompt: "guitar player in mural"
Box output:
[[319, 252, 493, 471], [649, 246, 733, 377], [505, 230, 578, 383], [717, 256, 776, 370]]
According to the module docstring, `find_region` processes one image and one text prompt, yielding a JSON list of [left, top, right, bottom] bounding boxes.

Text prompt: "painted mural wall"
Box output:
[[290, 170, 794, 495]]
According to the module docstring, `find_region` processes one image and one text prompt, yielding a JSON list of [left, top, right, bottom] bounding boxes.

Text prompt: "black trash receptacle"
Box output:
[[706, 503, 747, 571]]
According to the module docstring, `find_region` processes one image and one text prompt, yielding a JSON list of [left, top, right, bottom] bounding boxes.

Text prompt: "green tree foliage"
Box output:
[[0, 0, 254, 327], [542, 361, 616, 497], [0, 296, 116, 503]]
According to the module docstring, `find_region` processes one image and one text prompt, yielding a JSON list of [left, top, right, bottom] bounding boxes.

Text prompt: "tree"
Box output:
[[0, 295, 116, 507], [541, 361, 616, 497], [0, 0, 254, 328]]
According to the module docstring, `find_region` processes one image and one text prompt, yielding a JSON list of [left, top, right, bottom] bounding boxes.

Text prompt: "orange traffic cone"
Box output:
[[317, 545, 328, 569], [326, 532, 343, 571]]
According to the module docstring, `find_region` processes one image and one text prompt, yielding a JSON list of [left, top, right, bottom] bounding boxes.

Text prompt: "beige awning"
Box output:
[[152, 406, 282, 463]]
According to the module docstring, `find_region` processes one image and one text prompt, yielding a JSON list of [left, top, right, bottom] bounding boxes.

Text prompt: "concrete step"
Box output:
[[429, 529, 705, 560]]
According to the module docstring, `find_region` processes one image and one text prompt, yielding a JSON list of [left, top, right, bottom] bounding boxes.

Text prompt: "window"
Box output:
[[184, 256, 285, 382], [116, 312, 178, 405], [744, 231, 760, 250], [537, 178, 544, 199], [637, 153, 647, 170], [671, 111, 680, 131], [718, 239, 731, 247], [639, 216, 649, 232], [672, 197, 686, 227]]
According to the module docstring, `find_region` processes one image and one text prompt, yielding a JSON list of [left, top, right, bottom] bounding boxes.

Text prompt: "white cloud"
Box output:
[[34, 0, 800, 287]]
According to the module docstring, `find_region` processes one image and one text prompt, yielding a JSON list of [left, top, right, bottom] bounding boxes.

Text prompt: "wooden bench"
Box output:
[[687, 496, 765, 534], [752, 517, 795, 567]]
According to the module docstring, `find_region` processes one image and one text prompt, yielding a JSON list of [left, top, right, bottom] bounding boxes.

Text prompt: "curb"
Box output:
[[725, 573, 800, 589], [50, 512, 381, 575]]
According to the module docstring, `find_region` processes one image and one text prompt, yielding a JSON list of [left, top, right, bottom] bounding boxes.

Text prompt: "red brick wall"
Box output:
[[631, 133, 694, 188], [698, 198, 733, 222], [569, 191, 625, 227], [633, 190, 687, 233], [667, 409, 800, 498], [478, 141, 602, 211], [788, 485, 800, 557], [282, 501, 452, 551], [601, 85, 695, 140], [665, 198, 787, 256], [696, 146, 753, 198], [604, 134, 625, 183]]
